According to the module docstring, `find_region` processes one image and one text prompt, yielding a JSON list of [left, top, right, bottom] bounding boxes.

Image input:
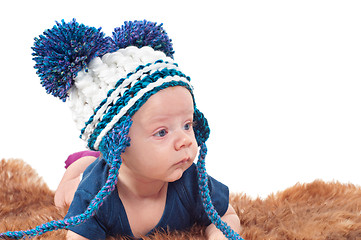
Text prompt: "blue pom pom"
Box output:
[[32, 19, 116, 101], [112, 20, 174, 58]]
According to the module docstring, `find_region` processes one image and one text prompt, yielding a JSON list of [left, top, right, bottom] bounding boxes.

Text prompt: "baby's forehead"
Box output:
[[133, 86, 194, 120], [147, 86, 193, 105]]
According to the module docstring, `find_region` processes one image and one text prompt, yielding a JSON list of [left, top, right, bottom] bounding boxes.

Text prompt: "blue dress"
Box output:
[[65, 158, 229, 240]]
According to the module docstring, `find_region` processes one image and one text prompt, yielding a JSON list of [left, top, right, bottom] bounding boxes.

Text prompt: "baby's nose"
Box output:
[[174, 131, 192, 151]]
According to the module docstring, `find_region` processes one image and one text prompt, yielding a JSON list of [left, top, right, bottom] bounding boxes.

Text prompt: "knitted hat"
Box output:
[[0, 19, 242, 240]]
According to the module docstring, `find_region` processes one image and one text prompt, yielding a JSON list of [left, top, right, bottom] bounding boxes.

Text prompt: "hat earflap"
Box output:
[[193, 108, 210, 146], [32, 19, 116, 101], [99, 115, 132, 165]]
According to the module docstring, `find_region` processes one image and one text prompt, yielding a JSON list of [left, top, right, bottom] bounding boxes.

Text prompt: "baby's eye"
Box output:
[[154, 129, 168, 137], [183, 122, 193, 131]]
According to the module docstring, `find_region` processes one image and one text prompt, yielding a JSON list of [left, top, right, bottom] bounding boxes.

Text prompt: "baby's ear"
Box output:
[[32, 19, 117, 102]]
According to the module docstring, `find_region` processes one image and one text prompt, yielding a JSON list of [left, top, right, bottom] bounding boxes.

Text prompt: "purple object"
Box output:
[[65, 150, 101, 169]]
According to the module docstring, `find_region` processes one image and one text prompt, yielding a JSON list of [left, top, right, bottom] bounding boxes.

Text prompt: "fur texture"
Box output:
[[1, 159, 360, 240]]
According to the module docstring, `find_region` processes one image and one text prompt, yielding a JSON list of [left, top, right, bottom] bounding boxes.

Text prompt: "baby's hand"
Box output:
[[205, 204, 242, 240], [206, 230, 229, 240]]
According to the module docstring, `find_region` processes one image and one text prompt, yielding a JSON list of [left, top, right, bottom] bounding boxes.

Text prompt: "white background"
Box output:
[[1, 0, 360, 199]]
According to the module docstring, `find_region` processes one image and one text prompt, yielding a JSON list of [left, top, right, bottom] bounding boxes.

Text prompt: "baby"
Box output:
[[62, 86, 240, 240], [0, 19, 242, 240]]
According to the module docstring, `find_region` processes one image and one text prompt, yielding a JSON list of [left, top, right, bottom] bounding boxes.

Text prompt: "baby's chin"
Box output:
[[166, 162, 193, 182]]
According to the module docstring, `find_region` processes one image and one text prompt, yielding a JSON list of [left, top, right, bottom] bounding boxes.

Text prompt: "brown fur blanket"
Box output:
[[1, 159, 360, 240]]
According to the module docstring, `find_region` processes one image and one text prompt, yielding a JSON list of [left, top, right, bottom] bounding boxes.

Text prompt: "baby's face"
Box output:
[[121, 86, 198, 183]]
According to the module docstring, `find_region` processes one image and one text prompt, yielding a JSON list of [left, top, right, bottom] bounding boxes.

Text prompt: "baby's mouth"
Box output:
[[175, 157, 190, 165]]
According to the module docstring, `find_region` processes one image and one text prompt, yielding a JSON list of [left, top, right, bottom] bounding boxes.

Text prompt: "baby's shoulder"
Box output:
[[78, 157, 110, 195]]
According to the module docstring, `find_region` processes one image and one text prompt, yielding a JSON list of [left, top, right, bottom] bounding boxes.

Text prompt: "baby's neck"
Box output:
[[117, 166, 168, 199]]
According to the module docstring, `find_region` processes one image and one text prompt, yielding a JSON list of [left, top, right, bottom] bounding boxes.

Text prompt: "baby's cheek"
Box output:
[[191, 144, 199, 160]]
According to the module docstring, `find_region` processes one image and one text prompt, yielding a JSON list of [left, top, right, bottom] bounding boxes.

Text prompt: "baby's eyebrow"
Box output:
[[148, 115, 170, 123], [146, 110, 194, 124]]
